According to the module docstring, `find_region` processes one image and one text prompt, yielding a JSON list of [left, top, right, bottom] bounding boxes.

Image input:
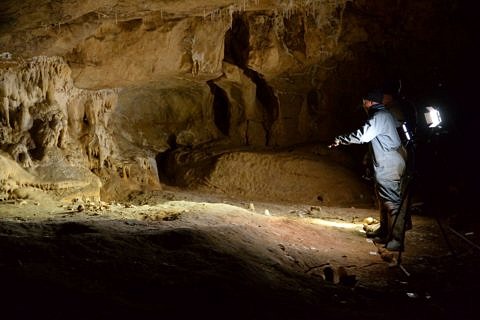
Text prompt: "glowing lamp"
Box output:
[[424, 106, 442, 128]]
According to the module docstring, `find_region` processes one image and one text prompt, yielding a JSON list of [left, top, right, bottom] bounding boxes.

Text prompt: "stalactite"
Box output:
[[0, 56, 118, 177]]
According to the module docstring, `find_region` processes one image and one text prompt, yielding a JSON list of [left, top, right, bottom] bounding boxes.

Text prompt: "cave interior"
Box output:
[[0, 0, 479, 319]]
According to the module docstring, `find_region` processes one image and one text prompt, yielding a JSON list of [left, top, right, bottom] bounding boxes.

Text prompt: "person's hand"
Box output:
[[328, 139, 340, 149]]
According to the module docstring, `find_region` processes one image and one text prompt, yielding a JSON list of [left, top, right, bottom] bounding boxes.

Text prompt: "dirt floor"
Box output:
[[1, 186, 479, 320]]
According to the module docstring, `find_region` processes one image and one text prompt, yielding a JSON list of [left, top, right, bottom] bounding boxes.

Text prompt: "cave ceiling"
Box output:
[[2, 0, 471, 90]]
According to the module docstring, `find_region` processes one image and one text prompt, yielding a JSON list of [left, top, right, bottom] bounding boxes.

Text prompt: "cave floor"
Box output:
[[0, 188, 479, 320]]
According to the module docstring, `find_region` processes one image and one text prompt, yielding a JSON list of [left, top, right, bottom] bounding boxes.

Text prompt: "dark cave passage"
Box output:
[[155, 134, 177, 186], [224, 13, 249, 69], [207, 81, 230, 137]]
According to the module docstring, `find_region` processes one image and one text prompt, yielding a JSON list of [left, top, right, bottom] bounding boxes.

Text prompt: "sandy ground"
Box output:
[[1, 186, 479, 320]]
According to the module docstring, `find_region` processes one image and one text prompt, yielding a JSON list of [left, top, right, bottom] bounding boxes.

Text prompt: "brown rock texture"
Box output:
[[0, 0, 475, 205]]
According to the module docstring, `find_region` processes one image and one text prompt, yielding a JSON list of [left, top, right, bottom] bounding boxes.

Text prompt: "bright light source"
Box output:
[[424, 106, 442, 128]]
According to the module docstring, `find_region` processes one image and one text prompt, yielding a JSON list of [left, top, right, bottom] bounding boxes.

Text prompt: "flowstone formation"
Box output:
[[0, 57, 160, 203]]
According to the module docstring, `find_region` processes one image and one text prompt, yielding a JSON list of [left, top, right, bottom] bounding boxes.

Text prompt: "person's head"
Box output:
[[362, 89, 383, 109]]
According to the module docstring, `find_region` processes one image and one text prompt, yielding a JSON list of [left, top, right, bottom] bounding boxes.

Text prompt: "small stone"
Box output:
[[364, 217, 375, 225]]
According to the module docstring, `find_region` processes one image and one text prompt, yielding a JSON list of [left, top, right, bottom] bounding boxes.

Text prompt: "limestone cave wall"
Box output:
[[0, 0, 475, 204]]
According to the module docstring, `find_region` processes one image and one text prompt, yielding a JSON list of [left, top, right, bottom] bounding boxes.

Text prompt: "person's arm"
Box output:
[[329, 114, 380, 148]]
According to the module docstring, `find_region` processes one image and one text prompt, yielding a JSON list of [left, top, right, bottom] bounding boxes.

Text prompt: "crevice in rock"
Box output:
[[207, 80, 230, 137], [243, 69, 279, 146], [224, 12, 279, 146], [224, 13, 249, 68]]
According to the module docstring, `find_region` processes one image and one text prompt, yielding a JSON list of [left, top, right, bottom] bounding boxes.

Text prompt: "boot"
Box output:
[[366, 203, 389, 239], [384, 208, 405, 251]]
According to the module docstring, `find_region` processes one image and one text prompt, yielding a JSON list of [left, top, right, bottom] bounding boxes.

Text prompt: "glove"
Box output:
[[328, 138, 340, 149]]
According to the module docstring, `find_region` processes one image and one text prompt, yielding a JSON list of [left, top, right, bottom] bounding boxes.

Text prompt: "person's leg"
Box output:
[[375, 184, 403, 248], [365, 185, 389, 239], [383, 187, 406, 251], [374, 154, 406, 250]]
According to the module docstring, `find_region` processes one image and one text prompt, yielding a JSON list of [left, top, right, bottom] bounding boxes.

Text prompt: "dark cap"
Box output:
[[363, 89, 383, 104]]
